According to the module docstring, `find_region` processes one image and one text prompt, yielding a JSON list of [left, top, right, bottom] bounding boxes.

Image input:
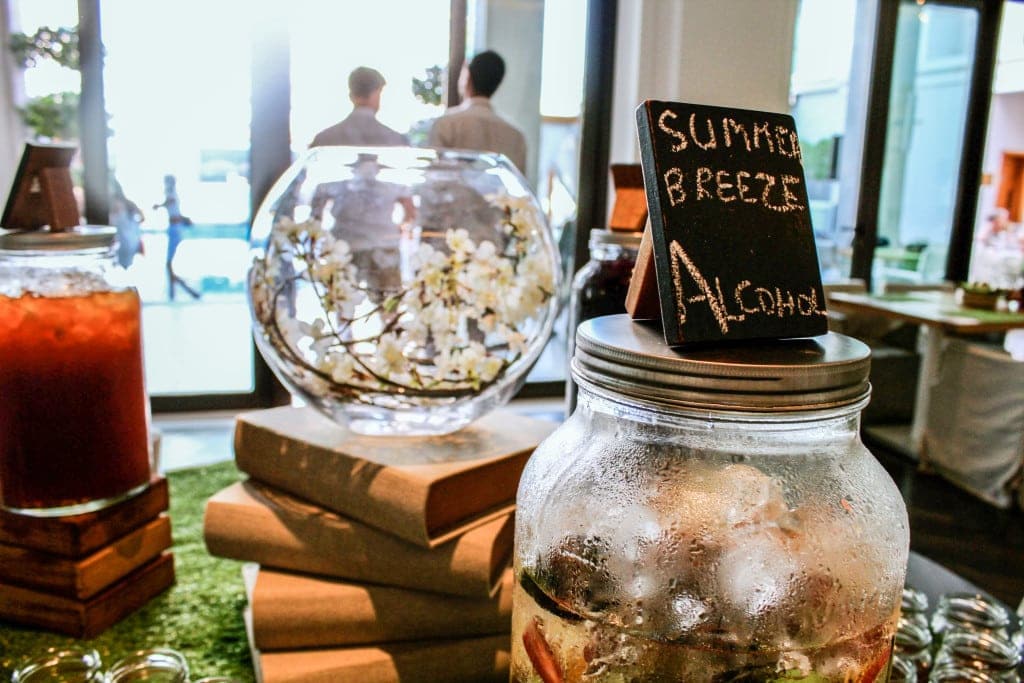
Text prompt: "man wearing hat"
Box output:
[[428, 50, 527, 175], [311, 67, 407, 147]]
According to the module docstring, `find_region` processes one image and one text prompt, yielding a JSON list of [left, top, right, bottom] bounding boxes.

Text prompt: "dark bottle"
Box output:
[[565, 229, 642, 414]]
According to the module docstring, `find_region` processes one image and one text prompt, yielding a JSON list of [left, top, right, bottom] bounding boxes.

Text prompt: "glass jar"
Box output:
[[105, 648, 189, 683], [11, 646, 103, 682], [248, 146, 560, 435], [513, 315, 910, 682], [565, 228, 642, 414], [0, 226, 151, 515]]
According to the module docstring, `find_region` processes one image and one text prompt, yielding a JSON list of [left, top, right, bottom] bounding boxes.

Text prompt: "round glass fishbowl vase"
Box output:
[[248, 146, 561, 436]]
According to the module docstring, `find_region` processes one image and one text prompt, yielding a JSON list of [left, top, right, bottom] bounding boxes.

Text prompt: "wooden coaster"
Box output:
[[0, 515, 172, 599], [0, 552, 175, 638], [0, 476, 168, 557]]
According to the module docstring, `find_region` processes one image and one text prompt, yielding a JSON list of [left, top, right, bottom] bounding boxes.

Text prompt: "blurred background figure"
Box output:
[[153, 174, 200, 301], [970, 207, 1024, 289], [428, 50, 527, 175], [110, 177, 144, 269], [311, 67, 407, 147]]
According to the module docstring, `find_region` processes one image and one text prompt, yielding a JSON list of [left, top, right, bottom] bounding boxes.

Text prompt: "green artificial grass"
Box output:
[[0, 461, 252, 682]]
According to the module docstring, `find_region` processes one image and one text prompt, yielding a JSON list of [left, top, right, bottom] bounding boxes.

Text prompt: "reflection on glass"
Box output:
[[101, 0, 254, 395], [874, 2, 978, 290]]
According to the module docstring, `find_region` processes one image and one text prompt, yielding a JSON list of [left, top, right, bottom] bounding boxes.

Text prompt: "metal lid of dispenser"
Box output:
[[572, 314, 871, 412]]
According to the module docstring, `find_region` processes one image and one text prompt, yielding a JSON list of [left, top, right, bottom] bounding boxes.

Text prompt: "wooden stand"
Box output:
[[1, 142, 81, 231], [0, 476, 169, 556], [0, 479, 175, 637], [0, 553, 176, 639]]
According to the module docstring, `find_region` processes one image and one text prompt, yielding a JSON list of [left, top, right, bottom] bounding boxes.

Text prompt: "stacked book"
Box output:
[[203, 406, 556, 683], [0, 477, 175, 637]]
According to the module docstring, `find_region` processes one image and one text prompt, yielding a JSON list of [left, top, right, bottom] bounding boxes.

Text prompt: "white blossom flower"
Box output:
[[374, 334, 406, 376], [446, 228, 474, 256]]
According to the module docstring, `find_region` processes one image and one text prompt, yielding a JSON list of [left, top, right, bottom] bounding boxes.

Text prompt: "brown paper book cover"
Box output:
[[246, 564, 512, 650], [233, 406, 555, 548], [0, 515, 172, 599], [0, 552, 175, 638], [0, 476, 169, 557], [204, 481, 511, 598], [247, 609, 509, 683]]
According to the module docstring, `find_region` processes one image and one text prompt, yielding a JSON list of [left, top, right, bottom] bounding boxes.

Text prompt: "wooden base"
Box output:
[[0, 515, 172, 599], [0, 477, 169, 557], [0, 552, 175, 638]]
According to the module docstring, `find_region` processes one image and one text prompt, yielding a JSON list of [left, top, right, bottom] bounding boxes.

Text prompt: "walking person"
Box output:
[[153, 174, 200, 301]]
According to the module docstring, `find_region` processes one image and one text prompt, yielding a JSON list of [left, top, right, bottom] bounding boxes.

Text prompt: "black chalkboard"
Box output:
[[636, 100, 828, 346]]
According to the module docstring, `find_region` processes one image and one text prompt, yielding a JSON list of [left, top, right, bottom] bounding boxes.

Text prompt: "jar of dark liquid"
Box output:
[[0, 226, 151, 515], [565, 229, 641, 414]]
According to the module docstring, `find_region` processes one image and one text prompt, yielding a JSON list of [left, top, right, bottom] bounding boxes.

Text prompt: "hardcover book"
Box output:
[[247, 610, 509, 683], [204, 481, 511, 598], [233, 406, 555, 547], [246, 564, 512, 650]]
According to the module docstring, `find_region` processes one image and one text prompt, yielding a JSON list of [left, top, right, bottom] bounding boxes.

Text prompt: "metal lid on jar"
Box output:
[[0, 225, 115, 251], [589, 229, 642, 249], [572, 314, 871, 412]]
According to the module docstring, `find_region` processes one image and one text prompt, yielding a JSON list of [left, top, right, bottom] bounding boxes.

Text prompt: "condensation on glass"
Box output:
[[512, 314, 910, 682]]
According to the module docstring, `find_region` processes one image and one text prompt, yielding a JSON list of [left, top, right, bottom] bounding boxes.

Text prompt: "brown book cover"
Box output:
[[0, 476, 169, 557], [246, 564, 512, 650], [247, 610, 510, 683], [0, 552, 175, 638], [204, 481, 511, 598], [0, 515, 172, 599], [233, 406, 555, 548]]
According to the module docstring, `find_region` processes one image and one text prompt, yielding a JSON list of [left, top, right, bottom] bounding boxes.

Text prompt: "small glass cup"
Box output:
[[933, 631, 1021, 682], [890, 653, 919, 682], [904, 585, 930, 614], [896, 615, 934, 680], [11, 646, 103, 682], [929, 665, 1005, 682], [931, 593, 1012, 645], [105, 648, 189, 683]]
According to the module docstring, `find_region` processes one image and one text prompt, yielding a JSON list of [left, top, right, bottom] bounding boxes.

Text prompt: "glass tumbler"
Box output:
[[11, 647, 103, 682], [105, 648, 189, 683]]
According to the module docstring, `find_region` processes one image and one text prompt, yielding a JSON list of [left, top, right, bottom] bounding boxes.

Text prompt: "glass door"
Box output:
[[101, 0, 255, 397], [872, 1, 978, 290]]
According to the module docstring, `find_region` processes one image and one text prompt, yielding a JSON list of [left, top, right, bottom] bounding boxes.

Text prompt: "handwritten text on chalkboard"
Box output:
[[636, 100, 827, 345]]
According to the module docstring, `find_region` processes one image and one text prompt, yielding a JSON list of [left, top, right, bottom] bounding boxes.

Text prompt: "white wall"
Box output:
[[610, 0, 799, 165]]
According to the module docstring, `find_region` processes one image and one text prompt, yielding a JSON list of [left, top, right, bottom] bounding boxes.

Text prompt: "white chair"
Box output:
[[921, 337, 1024, 508]]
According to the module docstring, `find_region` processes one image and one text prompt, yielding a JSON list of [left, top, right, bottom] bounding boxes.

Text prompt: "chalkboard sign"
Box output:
[[636, 100, 827, 346]]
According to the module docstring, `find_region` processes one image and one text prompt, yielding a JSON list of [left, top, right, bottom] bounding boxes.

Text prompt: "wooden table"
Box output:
[[827, 290, 1024, 454]]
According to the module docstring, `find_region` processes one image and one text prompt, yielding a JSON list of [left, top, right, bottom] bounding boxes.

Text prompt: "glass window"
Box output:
[[873, 2, 978, 289], [101, 0, 255, 396], [788, 0, 859, 283], [288, 0, 451, 156]]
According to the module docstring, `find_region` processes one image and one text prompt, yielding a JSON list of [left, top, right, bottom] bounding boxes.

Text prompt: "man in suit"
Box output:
[[428, 51, 527, 175], [311, 67, 407, 147]]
